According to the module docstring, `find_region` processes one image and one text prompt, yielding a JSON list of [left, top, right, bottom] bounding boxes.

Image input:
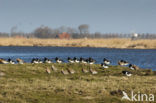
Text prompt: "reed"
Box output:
[[0, 37, 156, 49]]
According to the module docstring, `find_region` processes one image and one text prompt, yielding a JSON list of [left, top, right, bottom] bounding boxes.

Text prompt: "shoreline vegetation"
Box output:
[[0, 63, 156, 103], [0, 38, 156, 49]]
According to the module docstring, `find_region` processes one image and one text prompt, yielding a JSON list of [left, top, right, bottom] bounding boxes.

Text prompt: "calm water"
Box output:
[[0, 46, 155, 70]]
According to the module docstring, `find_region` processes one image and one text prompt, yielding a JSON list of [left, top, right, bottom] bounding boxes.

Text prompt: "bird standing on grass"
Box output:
[[61, 69, 69, 75], [118, 60, 129, 66], [67, 57, 74, 63], [0, 59, 8, 64], [31, 58, 39, 64], [0, 72, 5, 77], [82, 68, 89, 73], [101, 63, 109, 69], [44, 58, 52, 63], [46, 67, 51, 74], [16, 58, 24, 64], [122, 71, 132, 76], [87, 57, 96, 64], [8, 58, 15, 64], [103, 58, 111, 65], [129, 64, 140, 70], [80, 57, 87, 64], [51, 65, 57, 71], [73, 57, 80, 63], [89, 68, 98, 74], [67, 68, 75, 74], [55, 57, 63, 63]]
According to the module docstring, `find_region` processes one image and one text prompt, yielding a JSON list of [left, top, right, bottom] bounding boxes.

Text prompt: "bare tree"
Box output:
[[58, 26, 67, 33], [78, 24, 89, 34], [10, 26, 18, 36], [33, 26, 53, 38], [94, 32, 101, 38], [0, 32, 9, 37]]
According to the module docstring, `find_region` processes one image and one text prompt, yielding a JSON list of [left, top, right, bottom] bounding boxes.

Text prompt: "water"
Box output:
[[0, 46, 155, 70]]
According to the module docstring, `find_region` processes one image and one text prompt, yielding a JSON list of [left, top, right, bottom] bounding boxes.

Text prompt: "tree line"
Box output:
[[0, 24, 156, 39]]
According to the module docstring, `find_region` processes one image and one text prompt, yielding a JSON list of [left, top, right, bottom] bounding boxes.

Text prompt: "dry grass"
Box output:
[[0, 37, 156, 49], [0, 63, 156, 103]]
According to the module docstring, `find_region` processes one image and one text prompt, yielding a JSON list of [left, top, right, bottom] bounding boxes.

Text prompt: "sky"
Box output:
[[0, 0, 156, 34]]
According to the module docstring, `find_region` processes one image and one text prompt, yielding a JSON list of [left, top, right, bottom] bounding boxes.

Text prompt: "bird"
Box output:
[[73, 57, 80, 63], [67, 57, 74, 63], [8, 58, 15, 64], [61, 69, 69, 75], [80, 57, 87, 64], [82, 68, 89, 73], [87, 57, 96, 64], [31, 58, 39, 64], [67, 68, 75, 74], [0, 72, 5, 76], [55, 57, 63, 63], [103, 58, 111, 65], [89, 68, 98, 74], [122, 71, 132, 76], [0, 58, 8, 64], [118, 60, 129, 66], [129, 64, 140, 70], [16, 58, 24, 64], [44, 57, 51, 63], [46, 67, 51, 74], [101, 63, 109, 69], [51, 65, 57, 71], [38, 59, 43, 63]]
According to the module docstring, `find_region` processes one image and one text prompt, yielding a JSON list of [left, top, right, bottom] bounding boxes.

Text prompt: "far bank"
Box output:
[[0, 38, 156, 49]]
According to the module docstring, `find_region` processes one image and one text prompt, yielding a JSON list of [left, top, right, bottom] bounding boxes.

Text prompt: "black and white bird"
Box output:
[[87, 57, 96, 64], [55, 57, 63, 63], [101, 63, 109, 69], [8, 58, 15, 64], [38, 59, 43, 63], [31, 58, 39, 64], [80, 57, 87, 64], [118, 60, 129, 66], [67, 57, 74, 63], [73, 57, 80, 63], [103, 58, 111, 65], [44, 57, 52, 63], [122, 71, 132, 76]]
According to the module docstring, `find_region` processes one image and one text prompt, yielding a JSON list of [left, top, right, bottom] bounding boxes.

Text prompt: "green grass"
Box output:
[[0, 63, 155, 103]]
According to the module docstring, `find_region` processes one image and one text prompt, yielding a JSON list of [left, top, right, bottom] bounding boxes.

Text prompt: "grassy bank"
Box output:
[[0, 38, 156, 49], [0, 63, 155, 103]]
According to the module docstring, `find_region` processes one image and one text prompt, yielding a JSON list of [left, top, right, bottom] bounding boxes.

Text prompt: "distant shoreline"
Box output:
[[0, 38, 156, 49]]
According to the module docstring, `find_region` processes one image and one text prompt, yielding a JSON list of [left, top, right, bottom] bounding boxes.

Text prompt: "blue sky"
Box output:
[[0, 0, 156, 33]]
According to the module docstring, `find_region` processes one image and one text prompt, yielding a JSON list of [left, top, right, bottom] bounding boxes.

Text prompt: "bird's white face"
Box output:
[[104, 61, 110, 65], [130, 67, 134, 70]]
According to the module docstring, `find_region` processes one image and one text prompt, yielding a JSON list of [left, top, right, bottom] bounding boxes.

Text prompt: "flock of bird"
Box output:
[[0, 57, 140, 76]]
